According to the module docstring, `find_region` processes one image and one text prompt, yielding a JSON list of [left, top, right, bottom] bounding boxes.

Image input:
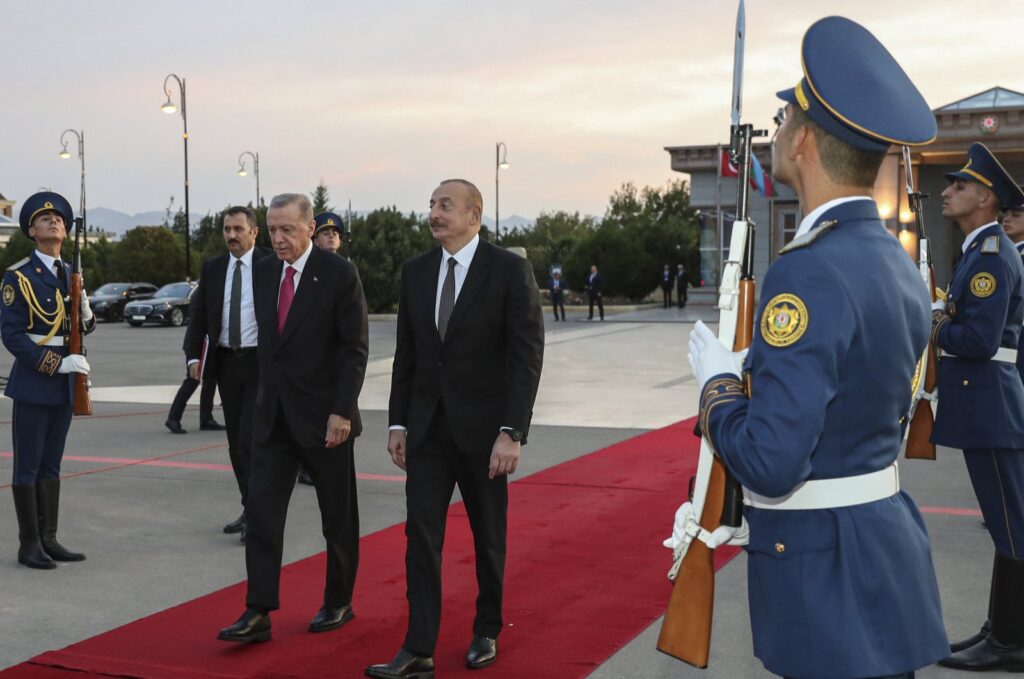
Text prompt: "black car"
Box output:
[[124, 281, 196, 327], [89, 282, 158, 322]]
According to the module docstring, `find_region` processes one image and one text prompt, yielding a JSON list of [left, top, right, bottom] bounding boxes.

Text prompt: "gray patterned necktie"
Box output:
[[229, 258, 243, 349], [437, 257, 457, 340]]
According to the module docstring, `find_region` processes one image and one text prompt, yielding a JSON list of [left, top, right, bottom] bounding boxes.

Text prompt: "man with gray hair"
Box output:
[[218, 193, 369, 643]]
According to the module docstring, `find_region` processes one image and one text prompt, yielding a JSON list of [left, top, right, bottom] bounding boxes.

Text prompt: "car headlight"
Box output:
[[154, 303, 171, 311], [93, 301, 107, 309]]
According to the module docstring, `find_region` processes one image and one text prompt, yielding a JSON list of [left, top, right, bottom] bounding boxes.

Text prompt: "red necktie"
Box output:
[[277, 266, 296, 334]]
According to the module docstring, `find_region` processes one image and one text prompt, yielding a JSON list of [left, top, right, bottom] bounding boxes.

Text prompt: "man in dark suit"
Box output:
[[585, 264, 604, 320], [660, 264, 673, 308], [217, 193, 368, 643], [675, 263, 689, 309], [549, 270, 566, 321], [184, 206, 272, 541], [366, 179, 544, 678]]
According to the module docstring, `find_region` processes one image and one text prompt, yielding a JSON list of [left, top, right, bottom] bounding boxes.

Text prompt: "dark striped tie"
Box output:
[[437, 258, 457, 340], [229, 258, 242, 349]]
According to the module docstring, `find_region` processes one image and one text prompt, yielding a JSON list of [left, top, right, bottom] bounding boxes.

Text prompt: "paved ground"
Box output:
[[0, 306, 1002, 677]]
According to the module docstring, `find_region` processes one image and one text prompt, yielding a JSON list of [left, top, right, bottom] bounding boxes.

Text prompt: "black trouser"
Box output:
[[404, 404, 508, 656], [588, 292, 604, 320], [551, 294, 565, 321], [244, 407, 360, 611], [216, 348, 259, 507], [662, 286, 672, 308], [677, 285, 687, 308], [167, 372, 217, 423]]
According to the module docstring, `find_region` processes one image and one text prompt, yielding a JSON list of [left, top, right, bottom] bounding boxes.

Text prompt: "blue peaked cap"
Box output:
[[314, 211, 344, 236], [945, 142, 1024, 209], [18, 191, 73, 239], [777, 16, 936, 153]]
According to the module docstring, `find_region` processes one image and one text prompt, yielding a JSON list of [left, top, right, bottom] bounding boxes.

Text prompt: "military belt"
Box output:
[[743, 463, 899, 511], [940, 347, 1017, 363], [26, 333, 64, 347]]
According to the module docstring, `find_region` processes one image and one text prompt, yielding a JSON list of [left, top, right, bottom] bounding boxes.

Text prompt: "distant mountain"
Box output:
[[86, 207, 201, 235], [481, 214, 533, 230]]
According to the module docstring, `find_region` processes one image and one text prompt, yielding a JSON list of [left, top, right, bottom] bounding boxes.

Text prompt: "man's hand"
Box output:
[[388, 429, 408, 471], [58, 354, 90, 375], [187, 362, 200, 381], [325, 414, 351, 448], [489, 431, 521, 479]]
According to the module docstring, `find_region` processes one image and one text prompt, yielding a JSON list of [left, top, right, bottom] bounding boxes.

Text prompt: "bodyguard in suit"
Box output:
[[675, 263, 688, 309], [549, 270, 566, 321], [218, 193, 368, 642], [2, 192, 95, 569], [660, 264, 673, 308], [184, 206, 272, 541], [686, 18, 947, 678], [366, 179, 543, 677], [585, 264, 604, 320], [931, 144, 1024, 671]]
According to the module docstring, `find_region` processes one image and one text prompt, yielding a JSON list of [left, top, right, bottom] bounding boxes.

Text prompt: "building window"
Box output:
[[772, 202, 801, 254]]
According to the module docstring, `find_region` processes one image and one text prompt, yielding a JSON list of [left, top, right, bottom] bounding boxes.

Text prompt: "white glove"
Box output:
[[664, 500, 751, 552], [688, 321, 747, 391], [80, 290, 93, 322], [931, 299, 946, 313], [663, 501, 696, 553], [58, 354, 91, 375]]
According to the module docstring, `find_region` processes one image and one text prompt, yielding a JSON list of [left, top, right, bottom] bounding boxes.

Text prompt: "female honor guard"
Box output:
[[686, 17, 949, 678], [2, 191, 95, 570], [931, 144, 1024, 671]]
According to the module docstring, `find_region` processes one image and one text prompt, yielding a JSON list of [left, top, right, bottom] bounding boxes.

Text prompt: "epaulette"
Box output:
[[778, 219, 839, 255], [5, 257, 29, 272], [981, 235, 1000, 254]]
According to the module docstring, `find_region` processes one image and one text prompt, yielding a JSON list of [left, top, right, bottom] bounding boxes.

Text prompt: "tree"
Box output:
[[311, 181, 332, 214], [107, 226, 186, 286], [501, 211, 595, 290], [348, 207, 433, 313]]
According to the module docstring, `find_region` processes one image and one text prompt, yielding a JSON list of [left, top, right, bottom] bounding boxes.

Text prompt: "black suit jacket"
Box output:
[[586, 272, 603, 294], [252, 246, 369, 449], [389, 238, 544, 456], [184, 247, 273, 377]]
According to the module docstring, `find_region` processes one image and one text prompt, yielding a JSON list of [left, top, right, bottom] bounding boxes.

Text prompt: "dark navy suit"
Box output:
[[1, 252, 94, 485], [932, 223, 1024, 558], [700, 200, 948, 678]]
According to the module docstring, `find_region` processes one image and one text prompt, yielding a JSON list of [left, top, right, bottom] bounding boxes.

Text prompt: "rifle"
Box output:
[[656, 0, 762, 667], [70, 216, 92, 416], [902, 145, 936, 460]]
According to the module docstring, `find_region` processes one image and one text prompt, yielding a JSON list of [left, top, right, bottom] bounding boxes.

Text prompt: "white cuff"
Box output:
[[389, 425, 407, 432]]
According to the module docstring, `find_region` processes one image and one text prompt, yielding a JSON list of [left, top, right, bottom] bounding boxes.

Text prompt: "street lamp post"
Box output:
[[237, 151, 261, 209], [58, 128, 87, 246], [161, 73, 191, 280], [495, 142, 509, 244]]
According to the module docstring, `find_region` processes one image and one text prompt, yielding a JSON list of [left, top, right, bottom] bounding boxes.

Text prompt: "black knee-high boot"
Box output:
[[12, 485, 56, 570], [949, 553, 995, 652], [37, 479, 85, 562]]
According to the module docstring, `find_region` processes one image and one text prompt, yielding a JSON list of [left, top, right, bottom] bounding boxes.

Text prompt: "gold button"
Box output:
[[774, 542, 785, 554], [963, 380, 969, 386]]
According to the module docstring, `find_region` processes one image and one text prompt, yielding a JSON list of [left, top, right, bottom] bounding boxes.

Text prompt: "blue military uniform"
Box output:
[[1015, 239, 1024, 382], [696, 17, 947, 678], [931, 143, 1024, 670], [2, 191, 94, 570]]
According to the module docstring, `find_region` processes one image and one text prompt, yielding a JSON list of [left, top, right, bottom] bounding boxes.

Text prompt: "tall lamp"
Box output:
[[58, 129, 87, 246], [495, 142, 510, 244], [161, 73, 191, 279], [237, 151, 261, 209]]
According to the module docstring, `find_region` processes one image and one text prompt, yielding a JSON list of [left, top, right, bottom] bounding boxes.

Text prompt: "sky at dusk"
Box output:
[[2, 1, 1022, 222]]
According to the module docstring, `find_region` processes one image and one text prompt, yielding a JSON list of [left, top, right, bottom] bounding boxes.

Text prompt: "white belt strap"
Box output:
[[27, 333, 64, 347], [743, 463, 899, 511], [941, 348, 1018, 363]]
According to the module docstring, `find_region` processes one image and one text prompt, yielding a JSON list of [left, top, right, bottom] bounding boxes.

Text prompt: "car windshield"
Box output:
[[94, 283, 129, 296], [154, 283, 191, 298]]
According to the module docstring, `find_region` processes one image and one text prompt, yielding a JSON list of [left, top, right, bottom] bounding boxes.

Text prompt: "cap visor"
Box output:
[[777, 88, 797, 104]]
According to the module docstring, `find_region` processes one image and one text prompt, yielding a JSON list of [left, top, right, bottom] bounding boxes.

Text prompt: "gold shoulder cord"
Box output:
[[13, 271, 65, 345]]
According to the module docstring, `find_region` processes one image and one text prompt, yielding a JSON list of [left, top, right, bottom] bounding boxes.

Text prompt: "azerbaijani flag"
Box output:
[[719, 148, 774, 197]]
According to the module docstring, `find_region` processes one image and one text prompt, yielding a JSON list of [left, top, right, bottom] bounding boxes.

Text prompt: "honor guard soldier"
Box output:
[[313, 211, 344, 255], [686, 17, 948, 678], [2, 191, 95, 570], [1000, 188, 1024, 381], [932, 144, 1024, 671]]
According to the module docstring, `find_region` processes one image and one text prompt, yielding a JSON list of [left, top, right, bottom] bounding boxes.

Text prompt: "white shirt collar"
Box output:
[[233, 246, 255, 268], [962, 221, 999, 254], [442, 233, 480, 270], [794, 196, 873, 240], [34, 250, 62, 272], [286, 242, 313, 273]]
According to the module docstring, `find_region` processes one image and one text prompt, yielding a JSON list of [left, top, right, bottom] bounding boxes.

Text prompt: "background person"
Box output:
[[585, 264, 604, 321], [549, 270, 566, 322], [660, 264, 673, 308]]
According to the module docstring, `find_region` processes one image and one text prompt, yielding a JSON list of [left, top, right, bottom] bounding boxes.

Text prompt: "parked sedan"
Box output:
[[124, 281, 196, 327], [89, 282, 158, 322]]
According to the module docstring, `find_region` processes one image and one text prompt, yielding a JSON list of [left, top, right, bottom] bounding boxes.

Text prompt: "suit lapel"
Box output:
[[210, 254, 229, 339], [443, 240, 491, 342], [417, 248, 443, 352], [279, 246, 322, 346]]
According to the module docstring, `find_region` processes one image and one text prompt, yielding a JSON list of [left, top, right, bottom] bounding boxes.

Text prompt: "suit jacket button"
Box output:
[[774, 542, 785, 554]]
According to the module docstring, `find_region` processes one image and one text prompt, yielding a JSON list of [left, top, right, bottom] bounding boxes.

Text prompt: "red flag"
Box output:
[[720, 149, 739, 178]]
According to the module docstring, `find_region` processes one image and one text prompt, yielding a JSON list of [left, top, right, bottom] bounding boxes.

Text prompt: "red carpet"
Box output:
[[4, 417, 739, 679]]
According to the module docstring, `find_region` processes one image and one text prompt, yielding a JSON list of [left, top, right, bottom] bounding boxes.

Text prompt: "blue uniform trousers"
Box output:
[[964, 447, 1024, 558], [12, 401, 73, 485]]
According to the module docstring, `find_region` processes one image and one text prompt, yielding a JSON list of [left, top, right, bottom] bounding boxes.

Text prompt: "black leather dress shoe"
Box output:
[[308, 605, 354, 632], [223, 512, 246, 534], [164, 419, 186, 434], [217, 609, 271, 643], [365, 649, 434, 678], [200, 419, 226, 431], [466, 636, 497, 669], [297, 469, 314, 486], [950, 620, 991, 653], [939, 635, 1024, 671]]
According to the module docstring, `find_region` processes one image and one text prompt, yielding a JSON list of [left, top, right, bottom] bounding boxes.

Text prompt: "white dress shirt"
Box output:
[[219, 247, 258, 348], [793, 196, 873, 240], [961, 221, 999, 254], [434, 234, 480, 329], [279, 242, 313, 298], [34, 250, 64, 281]]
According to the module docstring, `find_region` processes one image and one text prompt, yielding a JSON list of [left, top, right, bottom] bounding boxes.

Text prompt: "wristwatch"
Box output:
[[502, 428, 524, 442]]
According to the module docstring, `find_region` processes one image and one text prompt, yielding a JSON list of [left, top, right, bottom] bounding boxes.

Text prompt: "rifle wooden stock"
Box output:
[[657, 278, 755, 667], [69, 272, 92, 417], [906, 267, 936, 460]]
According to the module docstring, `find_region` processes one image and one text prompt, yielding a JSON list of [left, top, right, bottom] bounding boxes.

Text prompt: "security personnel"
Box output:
[[1001, 190, 1024, 381], [686, 17, 948, 678], [931, 144, 1024, 671], [313, 211, 344, 256], [2, 191, 95, 570]]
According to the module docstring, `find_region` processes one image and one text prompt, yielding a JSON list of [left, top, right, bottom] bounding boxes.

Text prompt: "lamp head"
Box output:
[[237, 165, 248, 177], [499, 161, 510, 170], [161, 98, 177, 114], [59, 143, 71, 160]]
